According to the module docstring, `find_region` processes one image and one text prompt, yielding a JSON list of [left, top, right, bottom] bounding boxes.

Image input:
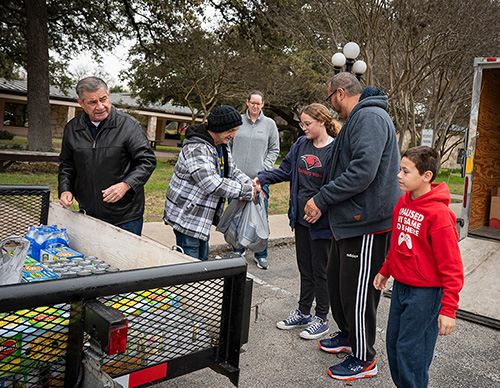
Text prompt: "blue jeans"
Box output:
[[233, 184, 269, 259], [116, 217, 143, 236], [386, 280, 443, 388], [174, 230, 209, 261]]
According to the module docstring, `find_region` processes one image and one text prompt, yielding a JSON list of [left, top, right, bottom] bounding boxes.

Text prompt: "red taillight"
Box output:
[[486, 58, 497, 62], [107, 319, 128, 355], [463, 176, 469, 209]]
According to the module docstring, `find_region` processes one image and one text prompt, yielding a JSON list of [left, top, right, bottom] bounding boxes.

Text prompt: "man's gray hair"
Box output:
[[76, 77, 109, 101], [329, 72, 363, 96]]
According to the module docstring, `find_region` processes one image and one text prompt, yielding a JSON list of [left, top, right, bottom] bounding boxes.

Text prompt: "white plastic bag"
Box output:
[[216, 198, 247, 250], [216, 193, 269, 252], [0, 236, 30, 285]]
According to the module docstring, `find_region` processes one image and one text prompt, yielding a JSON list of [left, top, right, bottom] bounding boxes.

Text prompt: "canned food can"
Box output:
[[61, 271, 78, 278]]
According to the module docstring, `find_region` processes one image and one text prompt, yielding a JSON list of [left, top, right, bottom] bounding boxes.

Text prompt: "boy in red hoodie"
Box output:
[[373, 146, 464, 388]]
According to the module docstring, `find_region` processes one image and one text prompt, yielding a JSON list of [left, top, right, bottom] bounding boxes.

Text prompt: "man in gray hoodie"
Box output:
[[305, 72, 401, 381]]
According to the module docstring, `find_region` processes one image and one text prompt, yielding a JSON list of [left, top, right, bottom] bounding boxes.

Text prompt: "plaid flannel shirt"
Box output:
[[163, 137, 253, 241]]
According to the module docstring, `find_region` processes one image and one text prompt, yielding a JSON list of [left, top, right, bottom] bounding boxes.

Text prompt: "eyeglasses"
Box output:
[[248, 101, 263, 107], [325, 88, 342, 102], [299, 120, 317, 129]]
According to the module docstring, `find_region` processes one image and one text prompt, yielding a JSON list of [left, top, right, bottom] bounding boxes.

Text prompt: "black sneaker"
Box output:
[[327, 354, 377, 381]]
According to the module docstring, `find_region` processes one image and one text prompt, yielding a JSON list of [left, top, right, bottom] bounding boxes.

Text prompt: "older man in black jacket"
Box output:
[[58, 77, 156, 235]]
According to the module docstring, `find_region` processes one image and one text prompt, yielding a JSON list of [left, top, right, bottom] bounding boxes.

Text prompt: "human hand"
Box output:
[[304, 198, 320, 223], [373, 273, 388, 290], [304, 209, 321, 224], [59, 191, 73, 208], [102, 182, 130, 203], [252, 186, 257, 201], [253, 178, 267, 200], [438, 314, 456, 336]]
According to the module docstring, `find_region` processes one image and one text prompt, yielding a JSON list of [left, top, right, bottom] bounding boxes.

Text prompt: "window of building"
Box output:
[[3, 102, 28, 127]]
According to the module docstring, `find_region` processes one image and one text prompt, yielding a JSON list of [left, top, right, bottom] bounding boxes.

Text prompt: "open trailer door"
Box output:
[[456, 57, 500, 329]]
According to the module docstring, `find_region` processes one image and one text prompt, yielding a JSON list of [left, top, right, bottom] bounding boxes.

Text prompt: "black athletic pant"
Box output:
[[294, 223, 331, 321], [327, 231, 391, 361]]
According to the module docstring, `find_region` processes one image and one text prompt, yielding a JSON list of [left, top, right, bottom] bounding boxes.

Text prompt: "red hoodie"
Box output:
[[379, 182, 464, 318]]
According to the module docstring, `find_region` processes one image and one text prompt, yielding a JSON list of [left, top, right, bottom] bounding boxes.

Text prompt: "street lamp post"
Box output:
[[331, 42, 367, 80]]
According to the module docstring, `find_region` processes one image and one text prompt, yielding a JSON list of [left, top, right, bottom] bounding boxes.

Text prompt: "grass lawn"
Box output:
[[0, 156, 290, 222], [434, 169, 464, 197]]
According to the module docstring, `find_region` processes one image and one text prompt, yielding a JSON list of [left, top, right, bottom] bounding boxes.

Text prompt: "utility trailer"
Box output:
[[455, 57, 500, 329], [0, 185, 252, 387]]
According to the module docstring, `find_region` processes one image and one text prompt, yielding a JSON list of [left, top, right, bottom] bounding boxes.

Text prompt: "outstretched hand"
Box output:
[[253, 177, 267, 200]]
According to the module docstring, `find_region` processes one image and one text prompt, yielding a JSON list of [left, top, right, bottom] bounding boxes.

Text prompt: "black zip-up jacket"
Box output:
[[58, 106, 157, 225]]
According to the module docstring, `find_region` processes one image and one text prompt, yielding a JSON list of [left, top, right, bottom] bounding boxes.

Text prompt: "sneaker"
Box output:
[[276, 309, 312, 330], [327, 354, 377, 381], [318, 331, 352, 353], [254, 257, 268, 269], [299, 316, 329, 339]]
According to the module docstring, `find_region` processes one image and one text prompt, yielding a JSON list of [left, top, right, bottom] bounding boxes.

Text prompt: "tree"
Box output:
[[219, 0, 500, 156], [124, 0, 334, 141], [0, 0, 128, 150], [122, 0, 263, 123], [25, 0, 51, 150]]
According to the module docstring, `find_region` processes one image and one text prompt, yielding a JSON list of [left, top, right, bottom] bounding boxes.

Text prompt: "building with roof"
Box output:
[[0, 78, 200, 145]]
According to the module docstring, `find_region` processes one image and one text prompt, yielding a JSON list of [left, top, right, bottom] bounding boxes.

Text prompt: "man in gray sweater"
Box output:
[[230, 90, 280, 269]]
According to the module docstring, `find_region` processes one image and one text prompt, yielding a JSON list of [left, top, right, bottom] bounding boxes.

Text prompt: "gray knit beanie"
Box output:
[[207, 105, 243, 133]]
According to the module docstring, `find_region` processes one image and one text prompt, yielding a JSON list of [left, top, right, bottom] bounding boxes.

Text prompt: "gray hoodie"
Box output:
[[313, 86, 402, 240]]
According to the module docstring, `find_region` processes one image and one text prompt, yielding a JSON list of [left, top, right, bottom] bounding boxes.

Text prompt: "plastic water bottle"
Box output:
[[45, 226, 69, 249], [31, 229, 47, 261], [25, 226, 38, 259], [59, 228, 69, 246]]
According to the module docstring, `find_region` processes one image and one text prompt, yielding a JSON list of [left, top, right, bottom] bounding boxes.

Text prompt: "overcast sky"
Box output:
[[68, 40, 133, 88]]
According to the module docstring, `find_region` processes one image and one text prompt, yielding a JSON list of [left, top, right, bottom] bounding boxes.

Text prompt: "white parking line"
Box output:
[[246, 272, 295, 297]]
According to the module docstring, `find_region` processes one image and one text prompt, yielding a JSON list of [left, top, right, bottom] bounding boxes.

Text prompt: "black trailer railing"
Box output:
[[0, 185, 50, 236], [0, 185, 250, 387], [0, 255, 248, 387]]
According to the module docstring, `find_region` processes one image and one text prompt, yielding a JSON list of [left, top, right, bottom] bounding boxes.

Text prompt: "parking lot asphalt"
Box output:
[[151, 244, 500, 388]]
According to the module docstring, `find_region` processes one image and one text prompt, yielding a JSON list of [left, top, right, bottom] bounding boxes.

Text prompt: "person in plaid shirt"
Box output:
[[163, 105, 256, 260]]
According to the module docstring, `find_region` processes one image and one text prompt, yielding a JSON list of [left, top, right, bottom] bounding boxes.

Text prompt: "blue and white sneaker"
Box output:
[[318, 331, 352, 353], [328, 354, 377, 381], [299, 316, 329, 339], [276, 309, 311, 330]]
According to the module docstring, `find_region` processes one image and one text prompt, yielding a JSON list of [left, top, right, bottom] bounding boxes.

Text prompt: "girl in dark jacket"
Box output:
[[255, 103, 341, 340]]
